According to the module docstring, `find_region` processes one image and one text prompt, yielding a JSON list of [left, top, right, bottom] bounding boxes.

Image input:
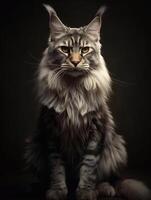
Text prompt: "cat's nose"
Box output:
[[71, 60, 81, 67], [70, 52, 82, 67]]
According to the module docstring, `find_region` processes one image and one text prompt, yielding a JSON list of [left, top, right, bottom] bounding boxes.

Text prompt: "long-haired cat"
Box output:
[[25, 5, 151, 200]]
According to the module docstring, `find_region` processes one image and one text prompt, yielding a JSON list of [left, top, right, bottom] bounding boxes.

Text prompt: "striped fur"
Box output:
[[25, 5, 151, 200]]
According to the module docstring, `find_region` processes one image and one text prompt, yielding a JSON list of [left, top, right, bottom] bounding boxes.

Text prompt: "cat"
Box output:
[[25, 4, 151, 200]]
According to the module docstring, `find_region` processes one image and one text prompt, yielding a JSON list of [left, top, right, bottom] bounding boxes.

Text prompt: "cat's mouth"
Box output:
[[64, 68, 88, 77]]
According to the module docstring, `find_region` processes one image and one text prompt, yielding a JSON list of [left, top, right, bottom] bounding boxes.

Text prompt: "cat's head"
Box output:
[[39, 5, 111, 99]]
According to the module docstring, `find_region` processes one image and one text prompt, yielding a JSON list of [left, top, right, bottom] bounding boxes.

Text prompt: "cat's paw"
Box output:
[[76, 188, 97, 200], [46, 188, 67, 200], [97, 182, 116, 197]]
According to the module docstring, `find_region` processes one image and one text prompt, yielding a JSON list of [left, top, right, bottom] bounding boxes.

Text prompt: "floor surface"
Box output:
[[0, 169, 150, 200]]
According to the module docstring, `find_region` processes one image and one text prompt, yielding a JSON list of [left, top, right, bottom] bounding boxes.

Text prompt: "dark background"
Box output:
[[0, 0, 151, 198]]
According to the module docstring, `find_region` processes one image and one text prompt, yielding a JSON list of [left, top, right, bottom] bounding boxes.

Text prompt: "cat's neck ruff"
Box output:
[[38, 53, 111, 125], [45, 86, 100, 114], [38, 72, 109, 126]]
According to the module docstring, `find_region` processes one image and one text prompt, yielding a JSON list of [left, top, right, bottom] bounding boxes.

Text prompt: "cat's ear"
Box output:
[[85, 6, 106, 41], [43, 4, 67, 41]]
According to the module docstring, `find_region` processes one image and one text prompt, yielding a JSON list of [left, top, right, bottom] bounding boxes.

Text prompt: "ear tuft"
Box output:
[[43, 4, 56, 16], [96, 6, 107, 17]]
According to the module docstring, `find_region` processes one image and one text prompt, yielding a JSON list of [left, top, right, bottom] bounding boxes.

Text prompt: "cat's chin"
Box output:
[[64, 69, 87, 77]]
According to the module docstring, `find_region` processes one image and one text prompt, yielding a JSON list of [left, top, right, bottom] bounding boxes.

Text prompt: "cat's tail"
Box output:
[[115, 178, 151, 200]]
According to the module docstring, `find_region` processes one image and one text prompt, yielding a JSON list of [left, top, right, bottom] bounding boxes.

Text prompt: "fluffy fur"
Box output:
[[25, 5, 151, 200]]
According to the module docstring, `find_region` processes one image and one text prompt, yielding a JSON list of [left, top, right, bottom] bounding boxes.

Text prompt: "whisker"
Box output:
[[108, 71, 136, 86], [111, 77, 136, 86], [48, 63, 62, 67], [88, 67, 136, 87], [52, 68, 65, 82]]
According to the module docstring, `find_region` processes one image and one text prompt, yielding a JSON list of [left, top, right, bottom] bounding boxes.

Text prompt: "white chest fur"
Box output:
[[41, 87, 100, 126]]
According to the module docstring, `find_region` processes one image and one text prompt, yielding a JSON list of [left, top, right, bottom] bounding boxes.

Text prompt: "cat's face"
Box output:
[[48, 29, 100, 77], [38, 5, 111, 101], [43, 5, 105, 78]]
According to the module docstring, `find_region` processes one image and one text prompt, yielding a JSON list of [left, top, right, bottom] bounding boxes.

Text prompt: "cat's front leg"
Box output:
[[76, 131, 101, 200], [76, 152, 99, 200], [46, 153, 67, 200]]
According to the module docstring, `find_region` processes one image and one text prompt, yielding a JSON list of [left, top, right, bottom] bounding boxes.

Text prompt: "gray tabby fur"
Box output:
[[26, 4, 151, 200]]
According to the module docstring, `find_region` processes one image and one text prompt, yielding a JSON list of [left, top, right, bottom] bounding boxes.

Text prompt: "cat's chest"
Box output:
[[49, 89, 99, 127]]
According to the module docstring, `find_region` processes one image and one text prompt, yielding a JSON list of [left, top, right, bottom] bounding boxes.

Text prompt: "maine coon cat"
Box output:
[[25, 4, 151, 200]]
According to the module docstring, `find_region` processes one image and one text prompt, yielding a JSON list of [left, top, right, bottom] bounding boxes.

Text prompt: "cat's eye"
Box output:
[[81, 47, 90, 54], [60, 46, 70, 54]]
